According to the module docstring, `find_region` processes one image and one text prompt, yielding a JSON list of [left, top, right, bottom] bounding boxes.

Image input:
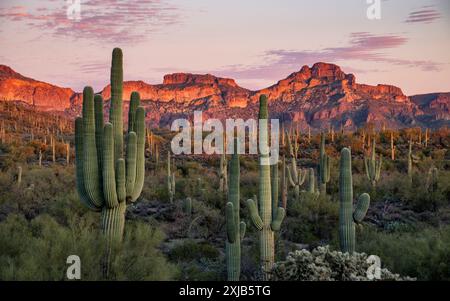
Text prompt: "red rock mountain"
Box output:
[[0, 63, 448, 129]]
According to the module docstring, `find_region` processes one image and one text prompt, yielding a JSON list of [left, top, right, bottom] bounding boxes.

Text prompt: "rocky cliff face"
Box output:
[[0, 63, 448, 130], [0, 65, 74, 111]]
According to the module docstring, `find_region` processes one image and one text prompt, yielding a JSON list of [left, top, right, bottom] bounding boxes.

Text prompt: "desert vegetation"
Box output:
[[0, 49, 449, 281]]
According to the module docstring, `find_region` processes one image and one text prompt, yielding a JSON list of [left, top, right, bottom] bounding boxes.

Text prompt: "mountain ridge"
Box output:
[[0, 63, 448, 129]]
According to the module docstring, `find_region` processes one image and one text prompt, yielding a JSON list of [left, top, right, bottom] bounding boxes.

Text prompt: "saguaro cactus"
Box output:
[[339, 148, 370, 254], [219, 150, 228, 195], [364, 138, 382, 187], [318, 133, 330, 195], [426, 167, 439, 193], [286, 131, 307, 202], [225, 140, 246, 281], [184, 197, 192, 216], [75, 48, 145, 245], [300, 168, 319, 202], [281, 156, 288, 209], [407, 139, 413, 184], [390, 131, 395, 161], [167, 151, 176, 202], [246, 95, 285, 280]]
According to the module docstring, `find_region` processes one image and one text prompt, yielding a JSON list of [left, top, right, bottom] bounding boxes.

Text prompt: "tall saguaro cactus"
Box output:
[[407, 139, 413, 184], [246, 95, 285, 280], [75, 48, 145, 245], [364, 138, 382, 187], [167, 151, 176, 202], [339, 148, 370, 254], [318, 133, 330, 195], [219, 150, 228, 195], [225, 139, 246, 281]]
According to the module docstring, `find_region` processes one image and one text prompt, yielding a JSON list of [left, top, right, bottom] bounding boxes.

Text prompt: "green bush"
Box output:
[[358, 226, 450, 280], [0, 214, 177, 280]]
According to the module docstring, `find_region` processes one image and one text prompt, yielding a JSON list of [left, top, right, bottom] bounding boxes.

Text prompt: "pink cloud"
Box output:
[[405, 6, 441, 24], [214, 32, 441, 85], [0, 0, 182, 44]]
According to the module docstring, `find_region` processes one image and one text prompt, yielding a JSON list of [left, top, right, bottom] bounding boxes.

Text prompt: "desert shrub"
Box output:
[[358, 226, 450, 281], [169, 239, 219, 262], [271, 246, 414, 281], [0, 214, 177, 280], [285, 196, 339, 245]]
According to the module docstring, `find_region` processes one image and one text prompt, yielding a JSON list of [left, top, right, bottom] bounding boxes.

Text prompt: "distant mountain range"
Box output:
[[0, 63, 448, 130]]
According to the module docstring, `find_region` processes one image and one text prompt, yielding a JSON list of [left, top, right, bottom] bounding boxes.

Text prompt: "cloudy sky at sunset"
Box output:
[[0, 0, 449, 95]]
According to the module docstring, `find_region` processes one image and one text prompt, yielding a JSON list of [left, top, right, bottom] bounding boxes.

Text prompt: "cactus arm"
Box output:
[[125, 132, 137, 198], [307, 168, 315, 193], [375, 155, 382, 181], [246, 199, 263, 230], [239, 221, 246, 240], [75, 117, 100, 211], [226, 202, 237, 243], [116, 158, 126, 202], [130, 107, 145, 202], [364, 157, 371, 181], [325, 155, 331, 182], [271, 163, 279, 215], [270, 207, 285, 231], [94, 95, 104, 175], [110, 48, 124, 162], [286, 164, 296, 187], [128, 92, 140, 133], [102, 123, 119, 208], [82, 87, 104, 208], [353, 193, 370, 224], [298, 169, 307, 186]]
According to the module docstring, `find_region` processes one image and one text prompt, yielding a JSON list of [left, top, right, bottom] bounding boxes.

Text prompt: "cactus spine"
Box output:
[[167, 151, 176, 202], [364, 138, 382, 187], [75, 48, 145, 248], [339, 148, 370, 254], [225, 139, 246, 281], [318, 133, 330, 195], [246, 95, 285, 280]]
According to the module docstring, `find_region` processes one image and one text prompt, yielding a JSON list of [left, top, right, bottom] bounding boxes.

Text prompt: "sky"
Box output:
[[0, 0, 449, 95]]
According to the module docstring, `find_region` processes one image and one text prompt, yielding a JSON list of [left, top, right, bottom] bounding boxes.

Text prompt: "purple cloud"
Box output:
[[0, 0, 182, 44], [215, 32, 441, 85], [405, 6, 441, 24]]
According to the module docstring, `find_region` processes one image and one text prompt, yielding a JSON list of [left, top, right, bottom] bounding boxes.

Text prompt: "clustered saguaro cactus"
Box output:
[[339, 148, 370, 254], [286, 132, 307, 202], [318, 133, 331, 195], [246, 95, 286, 280], [225, 139, 246, 281], [364, 138, 382, 187], [75, 48, 145, 244], [167, 151, 176, 202], [300, 168, 320, 202]]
